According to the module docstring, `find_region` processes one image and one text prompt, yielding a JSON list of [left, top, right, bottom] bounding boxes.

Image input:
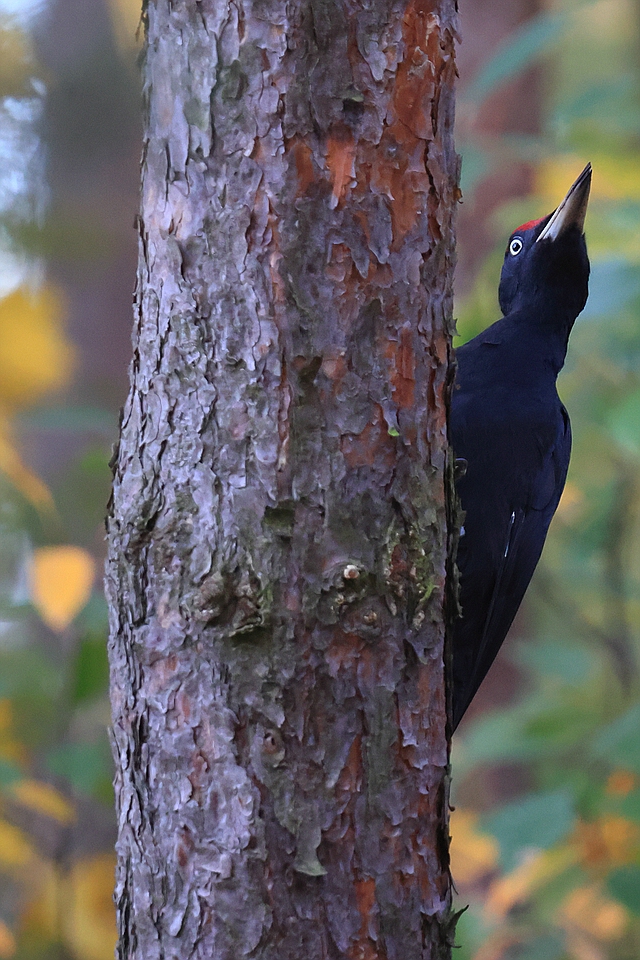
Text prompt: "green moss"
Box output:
[[183, 97, 209, 130], [217, 60, 248, 102], [264, 502, 295, 538]]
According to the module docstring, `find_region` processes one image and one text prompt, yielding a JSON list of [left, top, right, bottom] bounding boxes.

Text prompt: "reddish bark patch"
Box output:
[[349, 877, 380, 960], [359, 117, 433, 247], [327, 241, 357, 284], [175, 689, 191, 723], [395, 1, 440, 142], [326, 124, 357, 208], [321, 353, 347, 382], [365, 261, 394, 287], [326, 631, 364, 680], [176, 826, 194, 872], [289, 136, 315, 195], [385, 323, 416, 410], [341, 409, 397, 470]]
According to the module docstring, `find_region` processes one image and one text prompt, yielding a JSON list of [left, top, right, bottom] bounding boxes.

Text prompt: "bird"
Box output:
[[450, 163, 591, 731]]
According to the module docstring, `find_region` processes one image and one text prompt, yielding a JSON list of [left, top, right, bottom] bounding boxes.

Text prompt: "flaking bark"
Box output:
[[106, 1, 459, 958]]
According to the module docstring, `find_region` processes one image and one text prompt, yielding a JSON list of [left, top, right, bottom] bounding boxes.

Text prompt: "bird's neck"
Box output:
[[507, 302, 576, 375]]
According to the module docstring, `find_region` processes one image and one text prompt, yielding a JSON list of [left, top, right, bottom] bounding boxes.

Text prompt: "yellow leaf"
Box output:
[[30, 546, 95, 632], [486, 850, 544, 918], [0, 286, 74, 408], [560, 884, 627, 943], [0, 419, 54, 511], [9, 780, 75, 824], [0, 920, 15, 959], [575, 815, 640, 868], [0, 820, 35, 867], [0, 698, 26, 766], [486, 846, 578, 918], [21, 855, 116, 959], [66, 854, 117, 960], [449, 808, 499, 885]]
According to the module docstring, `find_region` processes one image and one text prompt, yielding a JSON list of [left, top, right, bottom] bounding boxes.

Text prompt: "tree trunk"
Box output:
[[106, 2, 459, 958]]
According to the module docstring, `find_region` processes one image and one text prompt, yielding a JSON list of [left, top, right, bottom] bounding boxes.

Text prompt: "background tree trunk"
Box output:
[[106, 1, 459, 957]]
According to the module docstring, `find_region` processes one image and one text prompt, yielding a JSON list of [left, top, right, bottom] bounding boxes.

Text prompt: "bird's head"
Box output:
[[498, 164, 591, 320]]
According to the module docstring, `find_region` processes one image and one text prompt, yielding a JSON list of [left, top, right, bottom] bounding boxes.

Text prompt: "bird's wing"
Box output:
[[452, 404, 571, 729]]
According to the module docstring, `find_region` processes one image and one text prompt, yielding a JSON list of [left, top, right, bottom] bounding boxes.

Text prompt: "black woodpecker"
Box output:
[[450, 164, 591, 730]]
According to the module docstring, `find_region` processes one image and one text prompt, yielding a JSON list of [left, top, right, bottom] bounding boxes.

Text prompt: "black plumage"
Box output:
[[451, 164, 591, 730]]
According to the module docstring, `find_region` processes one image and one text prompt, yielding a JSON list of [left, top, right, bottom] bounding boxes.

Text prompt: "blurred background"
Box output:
[[0, 0, 636, 957]]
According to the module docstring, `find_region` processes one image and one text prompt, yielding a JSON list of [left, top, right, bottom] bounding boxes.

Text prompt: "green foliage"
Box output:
[[591, 705, 640, 772], [46, 742, 112, 796], [483, 790, 576, 870], [72, 634, 109, 705], [0, 757, 22, 786], [517, 933, 566, 960], [608, 868, 640, 915], [464, 10, 572, 106]]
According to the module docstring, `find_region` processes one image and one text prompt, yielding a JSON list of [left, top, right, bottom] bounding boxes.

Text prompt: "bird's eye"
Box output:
[[509, 237, 523, 256]]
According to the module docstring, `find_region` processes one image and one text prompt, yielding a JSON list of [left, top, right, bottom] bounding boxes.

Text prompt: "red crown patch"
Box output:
[[512, 216, 544, 235]]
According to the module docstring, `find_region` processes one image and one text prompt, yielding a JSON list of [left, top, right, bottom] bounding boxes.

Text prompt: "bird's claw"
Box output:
[[454, 458, 468, 480]]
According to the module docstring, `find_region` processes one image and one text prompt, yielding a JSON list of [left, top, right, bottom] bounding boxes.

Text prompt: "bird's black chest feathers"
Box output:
[[452, 327, 567, 513]]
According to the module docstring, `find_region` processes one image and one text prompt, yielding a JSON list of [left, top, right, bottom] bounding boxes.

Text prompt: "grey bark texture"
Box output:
[[106, 1, 460, 958]]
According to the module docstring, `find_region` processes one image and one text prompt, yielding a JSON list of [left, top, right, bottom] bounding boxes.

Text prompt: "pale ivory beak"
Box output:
[[536, 163, 592, 243]]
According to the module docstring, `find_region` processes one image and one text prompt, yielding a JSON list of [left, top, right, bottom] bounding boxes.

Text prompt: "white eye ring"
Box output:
[[509, 237, 523, 256]]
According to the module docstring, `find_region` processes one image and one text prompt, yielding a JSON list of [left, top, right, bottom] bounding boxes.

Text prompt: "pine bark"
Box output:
[[106, 2, 459, 958]]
